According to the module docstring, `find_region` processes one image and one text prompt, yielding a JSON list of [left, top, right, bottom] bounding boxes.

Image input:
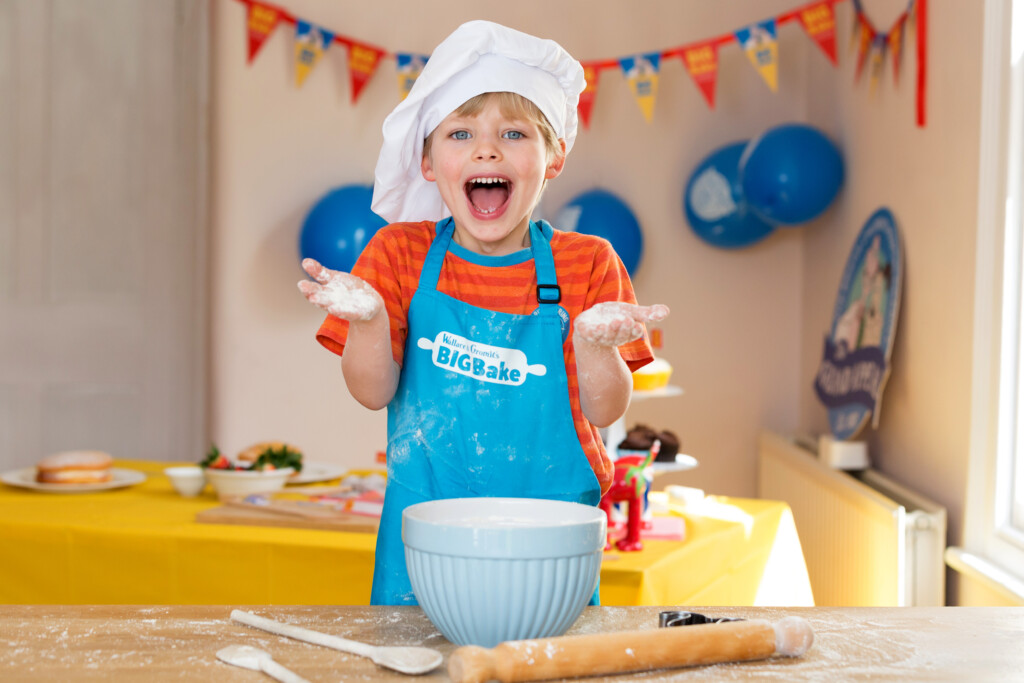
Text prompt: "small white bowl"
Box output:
[[204, 467, 295, 499], [164, 466, 207, 497]]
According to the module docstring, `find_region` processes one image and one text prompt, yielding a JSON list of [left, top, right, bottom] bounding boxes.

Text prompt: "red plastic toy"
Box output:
[[599, 441, 659, 551]]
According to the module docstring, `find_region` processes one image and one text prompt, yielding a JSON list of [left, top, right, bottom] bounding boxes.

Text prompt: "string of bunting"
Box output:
[[235, 0, 927, 128]]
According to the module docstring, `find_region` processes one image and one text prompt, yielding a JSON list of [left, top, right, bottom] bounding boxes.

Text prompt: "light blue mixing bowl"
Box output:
[[402, 497, 606, 647]]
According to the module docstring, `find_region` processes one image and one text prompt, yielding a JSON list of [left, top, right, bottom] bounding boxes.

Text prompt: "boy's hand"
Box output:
[[297, 258, 384, 322], [574, 302, 670, 347]]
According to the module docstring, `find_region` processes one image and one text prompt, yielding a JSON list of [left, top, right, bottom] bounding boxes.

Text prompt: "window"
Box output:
[[995, 0, 1024, 561], [957, 0, 1024, 601]]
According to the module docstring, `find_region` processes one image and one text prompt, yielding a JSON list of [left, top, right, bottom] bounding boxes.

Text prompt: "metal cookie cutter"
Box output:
[[658, 611, 745, 628]]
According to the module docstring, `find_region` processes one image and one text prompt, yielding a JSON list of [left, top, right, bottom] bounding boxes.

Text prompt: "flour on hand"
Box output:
[[574, 302, 669, 347], [298, 258, 383, 321]]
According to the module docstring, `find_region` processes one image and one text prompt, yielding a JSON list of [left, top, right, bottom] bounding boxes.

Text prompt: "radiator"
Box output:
[[757, 431, 947, 606]]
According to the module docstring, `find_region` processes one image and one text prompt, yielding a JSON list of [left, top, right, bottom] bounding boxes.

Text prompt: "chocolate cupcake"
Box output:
[[617, 424, 680, 462]]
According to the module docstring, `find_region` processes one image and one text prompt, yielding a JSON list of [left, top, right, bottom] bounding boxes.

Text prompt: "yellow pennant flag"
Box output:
[[294, 19, 334, 88], [396, 53, 428, 100], [869, 34, 887, 93], [618, 53, 661, 122], [734, 19, 779, 92]]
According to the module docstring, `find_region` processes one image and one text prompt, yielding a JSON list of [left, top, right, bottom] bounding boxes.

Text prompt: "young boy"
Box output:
[[299, 20, 669, 605]]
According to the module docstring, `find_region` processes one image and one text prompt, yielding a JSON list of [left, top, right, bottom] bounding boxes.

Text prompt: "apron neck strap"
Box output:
[[531, 220, 561, 306], [419, 218, 561, 307], [419, 217, 456, 289]]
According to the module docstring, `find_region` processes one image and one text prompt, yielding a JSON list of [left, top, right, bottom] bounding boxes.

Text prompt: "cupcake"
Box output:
[[632, 357, 673, 391], [617, 424, 680, 463]]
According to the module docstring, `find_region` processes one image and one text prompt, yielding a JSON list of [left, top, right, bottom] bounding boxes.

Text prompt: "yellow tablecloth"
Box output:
[[0, 461, 812, 606]]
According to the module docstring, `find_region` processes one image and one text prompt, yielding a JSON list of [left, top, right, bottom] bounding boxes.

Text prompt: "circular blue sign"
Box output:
[[814, 208, 902, 441]]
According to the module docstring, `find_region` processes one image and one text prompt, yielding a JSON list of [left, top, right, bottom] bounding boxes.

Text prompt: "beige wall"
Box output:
[[211, 0, 812, 497], [800, 0, 984, 604], [211, 0, 1014, 605], [211, 0, 995, 602]]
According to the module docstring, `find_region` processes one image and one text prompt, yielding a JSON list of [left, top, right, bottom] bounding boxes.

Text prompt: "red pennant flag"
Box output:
[[798, 1, 838, 66], [681, 42, 719, 108], [346, 40, 385, 103], [889, 13, 907, 84], [849, 2, 864, 54], [246, 1, 281, 64], [855, 21, 875, 82], [577, 63, 602, 129], [916, 0, 928, 127]]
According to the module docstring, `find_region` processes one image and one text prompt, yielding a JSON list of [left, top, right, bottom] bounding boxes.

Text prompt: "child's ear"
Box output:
[[420, 154, 436, 182], [545, 139, 568, 179]]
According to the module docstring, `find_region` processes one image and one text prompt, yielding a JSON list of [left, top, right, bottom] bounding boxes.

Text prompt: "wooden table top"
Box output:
[[1, 605, 1021, 681]]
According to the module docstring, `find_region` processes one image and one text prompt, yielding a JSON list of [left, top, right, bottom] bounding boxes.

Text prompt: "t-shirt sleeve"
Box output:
[[584, 239, 656, 372], [314, 225, 411, 366]]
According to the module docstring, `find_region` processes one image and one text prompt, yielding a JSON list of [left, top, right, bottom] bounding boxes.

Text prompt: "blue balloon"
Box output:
[[299, 185, 386, 273], [684, 141, 776, 249], [556, 189, 643, 275], [740, 124, 844, 226]]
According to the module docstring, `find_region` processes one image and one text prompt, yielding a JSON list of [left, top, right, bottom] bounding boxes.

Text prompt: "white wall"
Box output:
[[210, 0, 810, 497]]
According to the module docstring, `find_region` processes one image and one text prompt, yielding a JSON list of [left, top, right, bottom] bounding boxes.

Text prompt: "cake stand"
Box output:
[[602, 384, 685, 461]]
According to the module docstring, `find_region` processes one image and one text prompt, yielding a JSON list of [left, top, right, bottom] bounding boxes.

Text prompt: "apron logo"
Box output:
[[531, 304, 571, 342], [416, 332, 547, 386]]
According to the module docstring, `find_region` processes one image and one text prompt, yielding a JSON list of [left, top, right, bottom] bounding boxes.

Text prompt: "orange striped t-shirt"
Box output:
[[315, 221, 655, 493]]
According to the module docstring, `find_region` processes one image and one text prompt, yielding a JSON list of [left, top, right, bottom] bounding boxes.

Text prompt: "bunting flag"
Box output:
[[246, 1, 280, 64], [889, 13, 906, 84], [849, 0, 864, 53], [916, 0, 928, 126], [619, 53, 661, 122], [395, 53, 428, 100], [578, 63, 603, 129], [869, 33, 887, 92], [852, 0, 925, 124], [797, 1, 838, 65], [681, 42, 720, 109], [231, 0, 929, 128], [735, 19, 779, 92], [344, 40, 385, 103], [294, 20, 333, 87], [854, 19, 875, 83]]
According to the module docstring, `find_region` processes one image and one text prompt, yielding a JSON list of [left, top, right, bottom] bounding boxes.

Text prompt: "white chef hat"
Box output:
[[371, 20, 585, 224]]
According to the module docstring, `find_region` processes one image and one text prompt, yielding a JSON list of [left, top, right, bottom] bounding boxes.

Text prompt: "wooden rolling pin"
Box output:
[[447, 617, 813, 683]]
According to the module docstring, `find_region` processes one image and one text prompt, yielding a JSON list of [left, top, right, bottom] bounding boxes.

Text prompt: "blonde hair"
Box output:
[[423, 92, 562, 161]]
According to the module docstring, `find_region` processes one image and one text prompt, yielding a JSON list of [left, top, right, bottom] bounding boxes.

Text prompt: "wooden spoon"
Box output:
[[231, 609, 443, 675], [216, 644, 310, 683]]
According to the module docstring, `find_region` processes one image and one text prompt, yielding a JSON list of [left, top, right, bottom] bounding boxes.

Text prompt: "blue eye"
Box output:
[[503, 130, 524, 140], [451, 130, 470, 140]]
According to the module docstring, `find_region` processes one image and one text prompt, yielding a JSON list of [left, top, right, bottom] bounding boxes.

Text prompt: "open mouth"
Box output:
[[465, 176, 511, 217]]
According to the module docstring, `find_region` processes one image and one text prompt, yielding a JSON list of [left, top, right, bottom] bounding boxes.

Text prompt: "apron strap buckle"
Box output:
[[537, 284, 561, 304]]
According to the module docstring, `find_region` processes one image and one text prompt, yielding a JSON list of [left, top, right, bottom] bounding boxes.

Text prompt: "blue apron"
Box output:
[[370, 218, 602, 605]]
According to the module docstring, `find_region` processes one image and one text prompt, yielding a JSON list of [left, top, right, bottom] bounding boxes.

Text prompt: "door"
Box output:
[[0, 0, 208, 469]]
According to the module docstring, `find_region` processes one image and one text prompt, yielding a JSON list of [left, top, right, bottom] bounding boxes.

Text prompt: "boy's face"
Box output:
[[421, 98, 566, 256]]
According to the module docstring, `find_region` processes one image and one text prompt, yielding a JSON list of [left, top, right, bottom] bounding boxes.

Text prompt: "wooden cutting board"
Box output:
[[195, 503, 379, 533]]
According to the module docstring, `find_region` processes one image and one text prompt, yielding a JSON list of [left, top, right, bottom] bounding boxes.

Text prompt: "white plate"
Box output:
[[650, 454, 700, 474], [0, 467, 147, 493], [286, 462, 347, 485]]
